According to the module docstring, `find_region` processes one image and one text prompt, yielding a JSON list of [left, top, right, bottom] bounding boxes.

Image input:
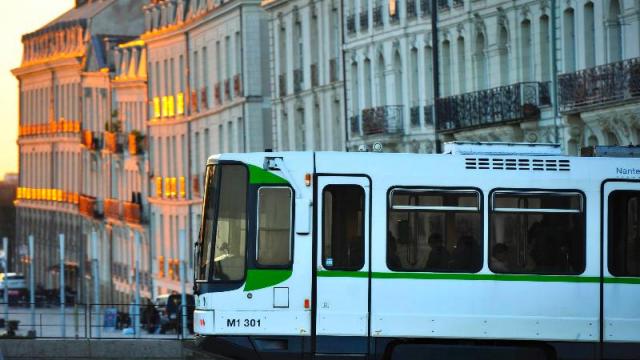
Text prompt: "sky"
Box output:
[[0, 0, 75, 180]]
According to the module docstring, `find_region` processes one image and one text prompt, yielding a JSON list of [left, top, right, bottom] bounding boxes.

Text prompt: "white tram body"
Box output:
[[193, 143, 640, 360]]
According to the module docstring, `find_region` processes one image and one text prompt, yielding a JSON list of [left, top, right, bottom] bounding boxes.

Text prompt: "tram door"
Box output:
[[603, 181, 640, 344], [314, 176, 370, 351]]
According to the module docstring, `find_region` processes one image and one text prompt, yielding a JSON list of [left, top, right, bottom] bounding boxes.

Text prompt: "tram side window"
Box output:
[[198, 165, 218, 281], [257, 187, 292, 266], [490, 191, 585, 275], [211, 165, 248, 281], [387, 189, 483, 273], [322, 185, 365, 270], [609, 191, 640, 277]]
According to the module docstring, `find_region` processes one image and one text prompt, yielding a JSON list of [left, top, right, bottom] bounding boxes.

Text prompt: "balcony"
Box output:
[[78, 195, 102, 219], [373, 6, 383, 27], [123, 201, 142, 224], [436, 81, 551, 132], [200, 87, 208, 110], [224, 79, 231, 100], [104, 198, 122, 221], [293, 68, 303, 93], [559, 57, 640, 114], [329, 58, 339, 83], [346, 14, 356, 34], [311, 63, 319, 87], [104, 131, 123, 153], [279, 74, 287, 97], [421, 0, 431, 17], [361, 106, 404, 136], [359, 11, 368, 30], [233, 74, 243, 97], [407, 0, 417, 19]]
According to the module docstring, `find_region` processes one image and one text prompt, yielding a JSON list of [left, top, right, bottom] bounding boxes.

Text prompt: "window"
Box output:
[[257, 187, 293, 266], [490, 191, 585, 275], [609, 191, 640, 277], [323, 185, 365, 270], [387, 189, 482, 272]]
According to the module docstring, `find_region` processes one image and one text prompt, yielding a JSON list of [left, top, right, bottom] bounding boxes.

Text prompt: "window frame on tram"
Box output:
[[385, 186, 484, 273], [488, 189, 587, 276], [255, 185, 294, 269]]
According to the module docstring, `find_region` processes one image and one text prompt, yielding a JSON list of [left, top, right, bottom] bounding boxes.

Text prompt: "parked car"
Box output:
[[155, 293, 194, 334], [0, 273, 28, 305]]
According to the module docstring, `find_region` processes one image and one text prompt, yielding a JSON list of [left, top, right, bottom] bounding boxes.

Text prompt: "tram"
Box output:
[[192, 142, 640, 360]]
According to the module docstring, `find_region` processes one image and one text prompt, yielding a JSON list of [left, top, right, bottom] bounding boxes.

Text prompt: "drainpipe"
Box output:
[[431, 0, 440, 153], [551, 0, 560, 145]]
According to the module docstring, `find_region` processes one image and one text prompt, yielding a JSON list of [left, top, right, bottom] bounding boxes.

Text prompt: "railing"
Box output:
[[104, 198, 122, 221], [361, 106, 404, 136], [78, 195, 101, 218], [329, 58, 339, 83], [293, 68, 303, 93], [123, 201, 142, 224], [233, 74, 242, 97], [346, 13, 356, 33], [421, 0, 431, 17], [200, 87, 208, 110], [407, 0, 417, 19], [104, 131, 123, 153], [359, 10, 368, 30], [453, 0, 464, 8], [19, 120, 81, 137], [0, 302, 194, 339], [373, 6, 383, 27], [214, 82, 222, 105], [278, 74, 287, 97], [559, 57, 640, 113], [438, 0, 450, 11], [224, 79, 231, 100], [436, 81, 550, 132], [311, 63, 319, 87]]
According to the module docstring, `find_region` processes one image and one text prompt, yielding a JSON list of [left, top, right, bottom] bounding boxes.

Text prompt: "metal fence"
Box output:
[[0, 302, 194, 340]]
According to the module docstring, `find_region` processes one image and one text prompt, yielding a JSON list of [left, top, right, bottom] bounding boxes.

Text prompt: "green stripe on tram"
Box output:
[[244, 269, 293, 291], [317, 271, 639, 284], [248, 164, 288, 185]]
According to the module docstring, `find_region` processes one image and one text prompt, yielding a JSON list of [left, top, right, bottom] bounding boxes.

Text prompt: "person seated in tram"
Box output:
[[491, 243, 510, 273], [426, 233, 449, 270]]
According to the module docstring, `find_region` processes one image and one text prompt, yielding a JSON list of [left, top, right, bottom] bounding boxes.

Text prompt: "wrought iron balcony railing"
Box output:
[[123, 201, 142, 224], [407, 0, 417, 19], [104, 198, 122, 221], [79, 195, 102, 219], [373, 6, 383, 27], [361, 106, 404, 136], [233, 74, 243, 97], [559, 57, 640, 113], [359, 11, 368, 30], [293, 68, 303, 93], [436, 81, 551, 132], [346, 14, 356, 34]]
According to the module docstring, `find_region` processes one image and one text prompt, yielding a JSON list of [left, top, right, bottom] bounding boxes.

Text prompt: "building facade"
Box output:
[[141, 0, 271, 297], [343, 0, 640, 153], [263, 0, 346, 151], [12, 0, 146, 304]]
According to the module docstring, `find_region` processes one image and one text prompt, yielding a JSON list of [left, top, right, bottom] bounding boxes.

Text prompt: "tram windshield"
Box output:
[[198, 163, 248, 282]]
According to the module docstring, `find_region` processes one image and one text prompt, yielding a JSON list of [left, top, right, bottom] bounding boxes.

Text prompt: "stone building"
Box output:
[[0, 174, 18, 271], [12, 0, 145, 303], [342, 0, 640, 153], [262, 0, 345, 151], [141, 0, 271, 296]]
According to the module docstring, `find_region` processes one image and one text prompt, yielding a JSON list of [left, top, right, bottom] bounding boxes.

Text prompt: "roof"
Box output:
[[22, 0, 114, 40]]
